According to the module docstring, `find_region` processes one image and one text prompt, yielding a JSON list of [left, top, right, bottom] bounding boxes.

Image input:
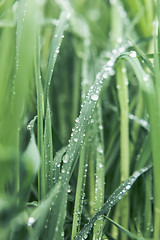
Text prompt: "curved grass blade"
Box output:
[[128, 37, 154, 74], [44, 11, 68, 116], [20, 132, 40, 202], [119, 53, 155, 99], [105, 216, 141, 240], [75, 165, 152, 240], [27, 182, 61, 240]]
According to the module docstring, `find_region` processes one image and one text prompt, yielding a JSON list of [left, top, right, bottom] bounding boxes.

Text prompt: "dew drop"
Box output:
[[63, 154, 69, 163], [27, 124, 31, 130], [91, 94, 99, 101], [103, 72, 108, 79], [117, 37, 123, 43], [84, 233, 88, 239], [74, 138, 78, 143], [107, 59, 114, 67], [98, 163, 103, 168], [99, 125, 103, 130], [97, 145, 103, 154], [118, 195, 122, 200], [144, 75, 149, 82], [129, 51, 137, 58], [126, 185, 131, 190], [27, 217, 35, 227]]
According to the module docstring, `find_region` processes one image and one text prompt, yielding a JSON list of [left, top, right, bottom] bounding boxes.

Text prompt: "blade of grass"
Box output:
[[35, 27, 44, 201], [105, 216, 140, 240], [153, 4, 160, 238], [13, 0, 39, 194], [44, 101, 53, 194], [93, 104, 105, 240], [44, 100, 53, 195], [44, 11, 68, 117], [116, 60, 129, 240], [71, 138, 88, 240]]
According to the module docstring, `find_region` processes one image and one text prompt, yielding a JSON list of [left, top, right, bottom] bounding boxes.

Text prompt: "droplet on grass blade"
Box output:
[[91, 94, 99, 101], [27, 217, 35, 226], [129, 51, 137, 58], [74, 138, 78, 143], [63, 154, 69, 163]]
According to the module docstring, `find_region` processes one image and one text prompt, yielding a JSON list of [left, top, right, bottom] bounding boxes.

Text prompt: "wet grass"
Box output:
[[0, 0, 158, 239]]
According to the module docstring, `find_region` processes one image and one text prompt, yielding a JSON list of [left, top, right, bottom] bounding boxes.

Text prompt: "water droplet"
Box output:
[[126, 185, 131, 190], [99, 125, 103, 130], [27, 217, 35, 226], [63, 154, 69, 163], [75, 117, 79, 123], [27, 124, 31, 130], [98, 163, 103, 168], [107, 59, 114, 67], [97, 145, 103, 154], [67, 185, 72, 193], [129, 51, 137, 58], [119, 46, 125, 53], [144, 75, 149, 82], [84, 233, 88, 239], [122, 67, 126, 73], [112, 49, 117, 55], [74, 138, 78, 143], [117, 37, 123, 43], [103, 72, 108, 79], [118, 195, 122, 200], [91, 94, 99, 101]]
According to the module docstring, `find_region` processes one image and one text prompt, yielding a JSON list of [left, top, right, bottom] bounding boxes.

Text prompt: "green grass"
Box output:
[[0, 0, 159, 239]]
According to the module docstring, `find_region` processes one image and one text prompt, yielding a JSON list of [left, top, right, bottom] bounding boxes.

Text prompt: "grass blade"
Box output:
[[71, 140, 88, 240], [93, 104, 105, 240], [44, 11, 68, 116], [105, 216, 140, 240], [116, 60, 129, 239], [44, 100, 53, 194], [35, 27, 44, 201]]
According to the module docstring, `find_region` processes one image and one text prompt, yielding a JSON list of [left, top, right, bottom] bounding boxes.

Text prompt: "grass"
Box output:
[[0, 0, 159, 239]]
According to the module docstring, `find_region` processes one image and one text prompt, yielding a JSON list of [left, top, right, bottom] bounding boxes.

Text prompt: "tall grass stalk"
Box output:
[[116, 60, 129, 240]]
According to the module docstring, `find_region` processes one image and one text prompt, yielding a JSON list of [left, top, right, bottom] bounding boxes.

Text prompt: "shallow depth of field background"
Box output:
[[0, 0, 159, 240]]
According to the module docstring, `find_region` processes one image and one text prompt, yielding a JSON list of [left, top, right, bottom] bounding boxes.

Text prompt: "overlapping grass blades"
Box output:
[[105, 216, 140, 240], [27, 182, 61, 240], [75, 165, 151, 240], [46, 49, 116, 240]]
